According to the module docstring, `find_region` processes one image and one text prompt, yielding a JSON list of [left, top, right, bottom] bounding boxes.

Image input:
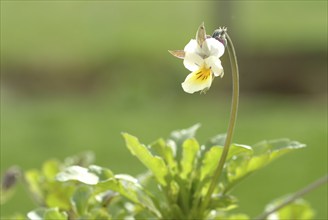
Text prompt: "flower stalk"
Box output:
[[201, 31, 240, 212]]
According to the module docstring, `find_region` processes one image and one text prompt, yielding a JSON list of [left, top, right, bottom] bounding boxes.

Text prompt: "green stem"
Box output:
[[254, 175, 328, 220], [201, 32, 240, 212]]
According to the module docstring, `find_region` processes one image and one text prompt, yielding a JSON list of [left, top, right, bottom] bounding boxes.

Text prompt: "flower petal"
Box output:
[[184, 39, 198, 53], [203, 38, 225, 58], [205, 56, 224, 77], [183, 52, 204, 71], [181, 67, 213, 94]]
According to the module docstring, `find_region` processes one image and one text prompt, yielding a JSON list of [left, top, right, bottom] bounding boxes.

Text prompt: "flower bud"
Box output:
[[212, 27, 227, 47]]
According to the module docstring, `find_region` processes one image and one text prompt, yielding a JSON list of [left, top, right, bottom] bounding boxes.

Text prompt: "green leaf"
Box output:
[[96, 174, 161, 218], [88, 165, 114, 181], [42, 160, 61, 180], [247, 154, 270, 173], [205, 133, 226, 148], [169, 124, 201, 148], [25, 169, 44, 204], [150, 138, 177, 174], [71, 185, 93, 216], [265, 198, 315, 220], [227, 144, 253, 160], [44, 208, 68, 220], [200, 146, 223, 181], [200, 144, 252, 182], [180, 138, 200, 179], [209, 194, 238, 211], [96, 177, 139, 204], [45, 186, 74, 210], [122, 133, 168, 186], [207, 212, 249, 220], [224, 139, 306, 192], [56, 165, 99, 185], [228, 214, 249, 220], [88, 208, 111, 220], [28, 208, 67, 220], [64, 151, 95, 167]]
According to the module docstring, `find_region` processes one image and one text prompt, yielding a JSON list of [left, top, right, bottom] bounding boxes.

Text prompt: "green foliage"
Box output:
[[264, 198, 315, 220], [1, 125, 314, 219]]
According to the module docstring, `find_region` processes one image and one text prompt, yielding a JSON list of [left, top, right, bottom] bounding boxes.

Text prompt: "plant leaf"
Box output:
[[227, 144, 253, 160], [44, 208, 68, 220], [200, 146, 223, 181], [122, 133, 168, 186], [71, 185, 93, 216], [56, 166, 99, 185], [96, 174, 161, 218], [180, 138, 200, 179], [88, 165, 114, 182], [42, 160, 60, 180], [205, 133, 226, 149], [169, 124, 201, 151], [25, 169, 44, 204], [224, 139, 306, 192], [265, 198, 315, 220], [28, 208, 67, 220], [150, 138, 177, 174]]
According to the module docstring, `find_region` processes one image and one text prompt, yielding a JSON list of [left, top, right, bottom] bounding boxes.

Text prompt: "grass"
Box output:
[[1, 91, 327, 218]]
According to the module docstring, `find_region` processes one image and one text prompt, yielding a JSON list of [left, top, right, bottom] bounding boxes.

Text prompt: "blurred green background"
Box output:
[[1, 1, 327, 219]]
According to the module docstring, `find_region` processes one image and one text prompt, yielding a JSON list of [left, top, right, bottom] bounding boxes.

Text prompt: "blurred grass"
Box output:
[[1, 0, 327, 219]]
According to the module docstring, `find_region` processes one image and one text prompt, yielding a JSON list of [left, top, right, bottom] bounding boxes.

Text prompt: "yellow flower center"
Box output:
[[194, 66, 211, 83]]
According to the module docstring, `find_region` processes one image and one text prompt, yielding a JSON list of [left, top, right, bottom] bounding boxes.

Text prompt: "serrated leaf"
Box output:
[[205, 133, 226, 149], [226, 154, 250, 183], [150, 138, 177, 174], [247, 154, 270, 173], [96, 174, 161, 218], [180, 138, 200, 179], [227, 144, 253, 160], [96, 177, 139, 204], [122, 133, 168, 186], [200, 146, 223, 181], [169, 124, 201, 148], [224, 139, 306, 192], [56, 166, 99, 185], [71, 185, 93, 216], [269, 139, 305, 161]]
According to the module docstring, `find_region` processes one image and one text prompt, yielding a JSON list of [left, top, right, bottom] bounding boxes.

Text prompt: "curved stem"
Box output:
[[201, 32, 240, 211], [254, 175, 328, 220]]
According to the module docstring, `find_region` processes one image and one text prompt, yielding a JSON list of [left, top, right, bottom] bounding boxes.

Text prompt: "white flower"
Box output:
[[169, 23, 225, 94], [182, 37, 225, 94]]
